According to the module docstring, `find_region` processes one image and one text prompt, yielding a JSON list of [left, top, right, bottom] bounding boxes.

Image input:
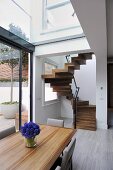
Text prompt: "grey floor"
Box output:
[[72, 128, 113, 170], [61, 117, 113, 170]]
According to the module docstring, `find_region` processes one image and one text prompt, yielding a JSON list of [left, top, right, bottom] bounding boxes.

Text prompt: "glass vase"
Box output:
[[25, 137, 37, 148]]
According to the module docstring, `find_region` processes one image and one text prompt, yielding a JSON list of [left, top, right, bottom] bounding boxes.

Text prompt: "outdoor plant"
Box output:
[[1, 101, 18, 105], [0, 23, 28, 103]]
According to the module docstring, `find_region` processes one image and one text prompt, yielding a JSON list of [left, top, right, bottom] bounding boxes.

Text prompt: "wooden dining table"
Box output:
[[0, 125, 76, 170]]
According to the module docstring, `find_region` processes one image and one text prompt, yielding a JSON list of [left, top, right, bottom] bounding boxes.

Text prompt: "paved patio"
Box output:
[[0, 114, 15, 132]]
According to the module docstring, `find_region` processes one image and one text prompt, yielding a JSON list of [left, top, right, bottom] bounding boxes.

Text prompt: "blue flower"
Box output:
[[20, 122, 40, 138]]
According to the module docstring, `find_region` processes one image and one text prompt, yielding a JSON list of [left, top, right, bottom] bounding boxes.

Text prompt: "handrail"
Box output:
[[65, 54, 70, 63], [73, 76, 80, 99], [65, 54, 79, 99], [65, 55, 79, 129]]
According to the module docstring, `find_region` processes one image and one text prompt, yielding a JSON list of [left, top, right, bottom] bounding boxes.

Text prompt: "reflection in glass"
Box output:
[[0, 42, 20, 131], [47, 3, 80, 29], [44, 0, 82, 32], [0, 0, 31, 41]]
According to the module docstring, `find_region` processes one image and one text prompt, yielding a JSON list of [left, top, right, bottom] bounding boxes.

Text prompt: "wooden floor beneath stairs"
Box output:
[[73, 128, 113, 170]]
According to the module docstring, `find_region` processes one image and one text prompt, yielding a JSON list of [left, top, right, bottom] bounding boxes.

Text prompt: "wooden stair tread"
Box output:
[[42, 74, 73, 79], [76, 125, 96, 131], [78, 52, 93, 60], [71, 57, 86, 65], [77, 104, 96, 108], [65, 63, 80, 70], [52, 85, 71, 89], [44, 78, 72, 83], [50, 82, 71, 86], [77, 122, 96, 127], [52, 69, 74, 75], [41, 74, 55, 79], [53, 89, 72, 92], [77, 100, 89, 106], [52, 69, 68, 73]]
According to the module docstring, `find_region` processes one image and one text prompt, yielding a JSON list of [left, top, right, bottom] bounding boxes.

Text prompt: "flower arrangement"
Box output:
[[21, 122, 40, 139]]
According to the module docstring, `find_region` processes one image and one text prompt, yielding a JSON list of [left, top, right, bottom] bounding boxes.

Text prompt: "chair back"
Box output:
[[0, 126, 16, 140], [61, 136, 76, 170], [47, 118, 64, 127]]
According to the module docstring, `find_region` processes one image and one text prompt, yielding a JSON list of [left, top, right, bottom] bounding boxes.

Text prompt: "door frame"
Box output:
[[0, 26, 35, 129]]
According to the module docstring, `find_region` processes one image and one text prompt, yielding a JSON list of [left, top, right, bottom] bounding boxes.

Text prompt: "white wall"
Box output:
[[34, 38, 90, 57], [75, 55, 96, 104], [61, 97, 73, 118], [0, 87, 28, 110], [71, 0, 107, 129], [30, 0, 83, 43]]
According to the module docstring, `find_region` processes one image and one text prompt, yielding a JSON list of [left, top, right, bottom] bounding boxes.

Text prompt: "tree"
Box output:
[[0, 24, 28, 103], [9, 23, 29, 41]]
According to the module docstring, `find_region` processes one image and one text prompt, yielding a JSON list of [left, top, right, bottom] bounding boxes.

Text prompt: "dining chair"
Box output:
[[55, 166, 61, 170], [47, 118, 64, 127], [55, 135, 76, 170], [0, 126, 16, 140]]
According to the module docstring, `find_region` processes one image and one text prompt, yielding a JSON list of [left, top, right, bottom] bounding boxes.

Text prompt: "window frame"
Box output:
[[42, 0, 81, 34], [42, 58, 60, 106]]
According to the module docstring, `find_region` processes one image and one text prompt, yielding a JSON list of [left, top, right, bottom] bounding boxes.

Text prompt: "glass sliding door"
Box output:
[[0, 41, 31, 132], [0, 41, 20, 131], [0, 27, 34, 135]]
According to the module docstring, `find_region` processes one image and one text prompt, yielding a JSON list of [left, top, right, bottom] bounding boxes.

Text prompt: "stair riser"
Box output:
[[77, 112, 96, 115], [71, 59, 86, 65], [65, 65, 80, 70], [45, 79, 72, 83], [53, 90, 72, 93], [55, 71, 74, 76], [52, 86, 71, 90], [77, 120, 96, 123], [77, 101, 89, 106], [58, 92, 72, 96], [77, 108, 96, 112], [76, 126, 96, 131], [77, 124, 96, 129], [50, 83, 71, 86], [78, 53, 92, 60]]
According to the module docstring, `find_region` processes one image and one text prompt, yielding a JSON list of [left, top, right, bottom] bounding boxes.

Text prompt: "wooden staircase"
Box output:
[[41, 52, 96, 131], [77, 101, 96, 131]]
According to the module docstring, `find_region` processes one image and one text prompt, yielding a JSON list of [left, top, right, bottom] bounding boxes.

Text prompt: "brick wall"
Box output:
[[0, 63, 28, 81]]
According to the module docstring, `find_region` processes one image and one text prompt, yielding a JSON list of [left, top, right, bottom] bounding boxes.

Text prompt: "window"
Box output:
[[0, 0, 31, 41], [43, 61, 58, 104], [43, 0, 81, 31]]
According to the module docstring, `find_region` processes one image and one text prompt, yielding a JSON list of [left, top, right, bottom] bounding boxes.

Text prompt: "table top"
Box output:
[[0, 125, 76, 170]]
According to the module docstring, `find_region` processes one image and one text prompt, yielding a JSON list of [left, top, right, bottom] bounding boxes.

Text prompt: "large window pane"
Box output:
[[0, 42, 20, 131], [0, 0, 31, 41], [47, 3, 80, 29], [43, 0, 81, 32], [47, 0, 64, 5]]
